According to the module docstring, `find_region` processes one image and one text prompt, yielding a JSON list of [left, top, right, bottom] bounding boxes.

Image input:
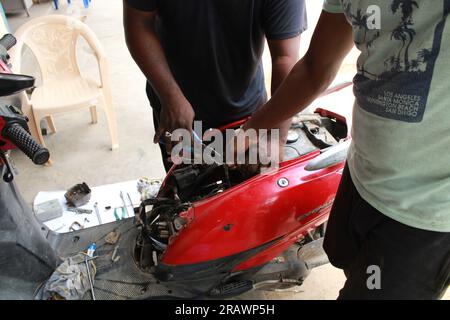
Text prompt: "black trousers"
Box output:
[[323, 164, 450, 300]]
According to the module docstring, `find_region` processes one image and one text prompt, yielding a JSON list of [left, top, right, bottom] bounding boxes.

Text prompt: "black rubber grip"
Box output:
[[0, 34, 17, 51], [2, 124, 50, 165]]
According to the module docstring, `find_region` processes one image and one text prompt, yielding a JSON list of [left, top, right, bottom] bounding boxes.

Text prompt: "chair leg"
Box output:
[[90, 106, 98, 124], [22, 0, 30, 17], [33, 112, 53, 165], [45, 116, 57, 134], [20, 100, 40, 143], [100, 92, 119, 150], [32, 114, 46, 148]]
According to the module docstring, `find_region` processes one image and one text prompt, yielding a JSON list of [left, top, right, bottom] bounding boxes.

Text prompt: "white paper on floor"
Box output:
[[33, 180, 144, 234]]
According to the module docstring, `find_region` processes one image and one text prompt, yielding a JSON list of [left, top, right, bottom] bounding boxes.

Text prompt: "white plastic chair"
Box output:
[[10, 15, 119, 162]]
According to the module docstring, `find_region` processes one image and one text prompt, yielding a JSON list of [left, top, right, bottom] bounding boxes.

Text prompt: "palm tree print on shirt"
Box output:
[[343, 0, 450, 123], [344, 2, 381, 78], [388, 1, 419, 72], [346, 0, 428, 75]]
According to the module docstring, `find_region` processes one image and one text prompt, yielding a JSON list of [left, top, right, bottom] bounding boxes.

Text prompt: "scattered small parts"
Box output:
[[67, 207, 93, 214], [137, 177, 162, 201], [69, 222, 83, 232], [105, 230, 120, 245], [93, 202, 102, 224], [127, 193, 134, 212], [120, 191, 131, 217], [113, 207, 126, 221], [68, 218, 89, 232], [111, 245, 120, 262], [85, 243, 97, 300], [34, 199, 63, 222], [64, 182, 91, 207]]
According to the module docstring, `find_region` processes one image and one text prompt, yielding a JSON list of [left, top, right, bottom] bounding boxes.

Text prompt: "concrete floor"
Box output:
[[5, 0, 448, 300]]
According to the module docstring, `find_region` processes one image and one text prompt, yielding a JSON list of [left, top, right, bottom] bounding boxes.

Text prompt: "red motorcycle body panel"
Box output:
[[160, 114, 346, 271]]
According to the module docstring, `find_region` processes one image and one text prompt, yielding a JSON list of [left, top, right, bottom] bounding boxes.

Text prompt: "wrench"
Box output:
[[127, 193, 135, 216]]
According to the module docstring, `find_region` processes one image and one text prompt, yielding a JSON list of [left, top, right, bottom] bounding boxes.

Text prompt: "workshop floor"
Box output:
[[6, 1, 448, 300]]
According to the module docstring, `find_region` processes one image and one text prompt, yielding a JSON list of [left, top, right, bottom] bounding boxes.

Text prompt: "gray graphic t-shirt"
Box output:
[[324, 0, 450, 232]]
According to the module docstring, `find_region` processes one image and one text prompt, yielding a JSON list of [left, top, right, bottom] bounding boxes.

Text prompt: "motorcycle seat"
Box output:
[[0, 73, 35, 97]]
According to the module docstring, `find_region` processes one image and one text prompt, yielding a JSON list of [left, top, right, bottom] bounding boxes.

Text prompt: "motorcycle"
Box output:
[[0, 33, 351, 299]]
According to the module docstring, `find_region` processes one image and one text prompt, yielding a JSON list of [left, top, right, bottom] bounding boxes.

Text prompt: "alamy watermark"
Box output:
[[367, 265, 382, 290], [366, 5, 382, 30], [165, 121, 281, 170]]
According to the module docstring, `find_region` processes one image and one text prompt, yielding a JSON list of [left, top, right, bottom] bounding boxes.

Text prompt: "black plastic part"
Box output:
[[154, 237, 282, 283], [0, 73, 35, 97], [251, 245, 310, 284], [0, 34, 16, 64], [0, 34, 17, 51], [3, 170, 13, 182], [209, 280, 254, 298], [2, 123, 50, 165]]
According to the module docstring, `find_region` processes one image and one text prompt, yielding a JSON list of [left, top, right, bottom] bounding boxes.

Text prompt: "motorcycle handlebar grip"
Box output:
[[0, 34, 17, 51], [2, 124, 50, 165]]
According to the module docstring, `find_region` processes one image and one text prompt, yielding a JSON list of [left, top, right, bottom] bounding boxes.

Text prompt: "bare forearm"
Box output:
[[271, 58, 297, 96], [123, 3, 195, 143], [247, 57, 331, 130], [271, 60, 297, 143], [245, 11, 354, 131], [269, 35, 301, 143], [123, 5, 184, 104]]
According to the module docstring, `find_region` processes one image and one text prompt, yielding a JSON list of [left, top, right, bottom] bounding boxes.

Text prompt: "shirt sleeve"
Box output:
[[263, 0, 308, 40], [323, 0, 344, 14], [125, 0, 157, 12]]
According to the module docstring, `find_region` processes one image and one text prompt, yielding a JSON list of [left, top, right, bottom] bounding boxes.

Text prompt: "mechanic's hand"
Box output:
[[227, 126, 282, 171], [225, 128, 251, 167], [153, 95, 195, 154]]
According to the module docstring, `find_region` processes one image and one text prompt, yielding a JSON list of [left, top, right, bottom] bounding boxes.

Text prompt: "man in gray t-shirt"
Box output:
[[240, 0, 450, 299]]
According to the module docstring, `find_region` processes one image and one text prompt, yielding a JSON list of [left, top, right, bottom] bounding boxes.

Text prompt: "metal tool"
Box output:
[[159, 131, 223, 165], [83, 254, 98, 298], [68, 217, 90, 231], [93, 202, 102, 224], [69, 221, 83, 232], [193, 131, 223, 164], [114, 207, 126, 221], [120, 191, 130, 218], [127, 193, 135, 216], [85, 259, 95, 300], [111, 245, 120, 262], [67, 207, 93, 214], [85, 243, 97, 300]]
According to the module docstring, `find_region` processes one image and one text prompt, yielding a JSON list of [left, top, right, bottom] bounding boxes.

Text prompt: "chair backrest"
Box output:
[[10, 15, 106, 85]]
